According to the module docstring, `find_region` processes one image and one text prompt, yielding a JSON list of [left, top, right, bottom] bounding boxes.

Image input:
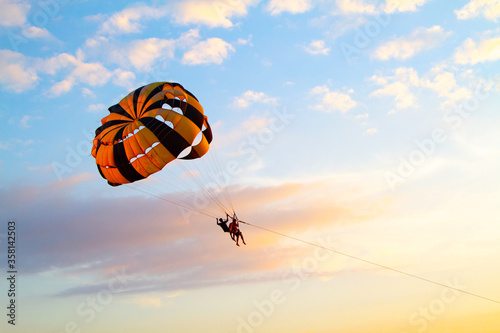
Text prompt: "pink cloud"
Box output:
[[0, 173, 390, 297]]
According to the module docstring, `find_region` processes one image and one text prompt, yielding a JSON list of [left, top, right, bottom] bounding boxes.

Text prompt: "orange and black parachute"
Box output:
[[91, 82, 212, 186]]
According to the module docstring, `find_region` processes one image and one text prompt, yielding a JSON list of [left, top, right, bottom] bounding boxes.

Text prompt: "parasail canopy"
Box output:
[[91, 82, 212, 186]]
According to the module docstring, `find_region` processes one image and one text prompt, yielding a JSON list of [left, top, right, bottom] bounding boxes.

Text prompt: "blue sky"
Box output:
[[1, 0, 500, 332]]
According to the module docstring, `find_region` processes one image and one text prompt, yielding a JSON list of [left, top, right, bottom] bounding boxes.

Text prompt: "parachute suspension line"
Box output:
[[238, 220, 500, 305], [178, 163, 231, 216], [148, 91, 235, 217], [123, 126, 231, 218], [127, 184, 218, 219], [127, 180, 191, 214], [123, 103, 227, 218], [175, 142, 236, 217], [145, 98, 233, 217], [118, 88, 232, 219], [135, 166, 224, 219], [201, 149, 234, 215], [206, 147, 235, 214]]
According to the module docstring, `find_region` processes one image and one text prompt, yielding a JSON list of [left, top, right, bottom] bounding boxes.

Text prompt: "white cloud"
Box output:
[[42, 53, 113, 96], [421, 68, 473, 109], [0, 138, 34, 150], [304, 40, 330, 55], [85, 30, 223, 71], [232, 91, 278, 108], [336, 0, 376, 14], [84, 35, 108, 49], [175, 0, 257, 27], [332, 0, 429, 17], [453, 35, 500, 65], [20, 115, 41, 128], [310, 85, 357, 113], [0, 48, 120, 95], [0, 141, 11, 150], [0, 50, 38, 92], [82, 88, 95, 98], [21, 26, 54, 40], [382, 0, 430, 13], [72, 61, 112, 87], [0, 0, 30, 27], [237, 35, 253, 46], [99, 4, 166, 35], [266, 0, 313, 15], [321, 15, 367, 41], [0, 51, 107, 95], [375, 81, 415, 110], [84, 35, 176, 72], [49, 79, 74, 96], [241, 115, 274, 132], [455, 0, 500, 21], [423, 71, 457, 97], [182, 38, 234, 65], [112, 69, 136, 90], [126, 38, 175, 71], [364, 127, 378, 135], [39, 53, 78, 75], [132, 295, 163, 308], [84, 13, 107, 23], [370, 66, 478, 112], [176, 29, 201, 49], [370, 67, 420, 111], [373, 26, 451, 61], [87, 104, 106, 113], [20, 115, 32, 128]]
